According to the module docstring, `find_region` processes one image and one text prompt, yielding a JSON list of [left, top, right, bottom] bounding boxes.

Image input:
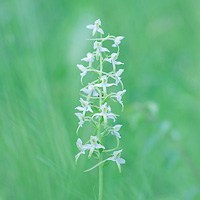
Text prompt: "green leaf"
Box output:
[[102, 95, 111, 104], [100, 116, 104, 124]]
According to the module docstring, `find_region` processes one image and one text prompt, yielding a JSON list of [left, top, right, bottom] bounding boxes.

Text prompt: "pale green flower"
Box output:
[[94, 41, 110, 59], [81, 83, 99, 97], [112, 36, 124, 47], [86, 19, 104, 36], [113, 69, 124, 85], [107, 150, 125, 172], [95, 75, 115, 95], [88, 136, 105, 158], [75, 98, 93, 113], [75, 138, 92, 162], [109, 125, 122, 138], [75, 112, 89, 128], [104, 53, 123, 72], [77, 64, 89, 82], [93, 103, 116, 126], [81, 52, 95, 67], [111, 90, 126, 105], [104, 53, 124, 65]]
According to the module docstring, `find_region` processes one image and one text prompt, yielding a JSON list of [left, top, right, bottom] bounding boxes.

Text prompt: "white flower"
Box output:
[[86, 19, 104, 36], [104, 53, 124, 65], [111, 90, 126, 105], [81, 83, 99, 97], [77, 64, 88, 82], [109, 125, 122, 138], [81, 52, 95, 66], [75, 138, 91, 162], [106, 150, 125, 172], [94, 41, 109, 59], [113, 69, 124, 85], [75, 98, 93, 113], [104, 53, 123, 72], [94, 41, 109, 52], [112, 36, 124, 47], [75, 112, 89, 128], [93, 103, 116, 126], [88, 136, 105, 158], [94, 75, 115, 95]]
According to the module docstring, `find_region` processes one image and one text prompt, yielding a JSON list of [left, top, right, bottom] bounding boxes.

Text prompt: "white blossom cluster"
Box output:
[[75, 19, 126, 172]]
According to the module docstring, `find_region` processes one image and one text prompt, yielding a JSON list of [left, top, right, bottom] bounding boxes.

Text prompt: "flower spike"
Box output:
[[75, 19, 126, 197]]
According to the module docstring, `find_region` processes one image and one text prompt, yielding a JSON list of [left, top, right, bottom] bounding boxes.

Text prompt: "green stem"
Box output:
[[98, 108, 103, 200], [98, 50, 103, 200], [99, 151, 103, 200]]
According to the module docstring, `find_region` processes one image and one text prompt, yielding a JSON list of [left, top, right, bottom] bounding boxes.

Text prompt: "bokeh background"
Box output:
[[1, 0, 200, 199]]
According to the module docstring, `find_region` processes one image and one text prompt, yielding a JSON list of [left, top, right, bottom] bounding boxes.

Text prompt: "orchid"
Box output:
[[104, 53, 124, 65], [113, 69, 124, 85], [104, 53, 124, 72], [94, 75, 115, 95], [81, 52, 95, 67], [111, 90, 126, 106], [88, 136, 105, 158], [109, 124, 122, 138], [94, 41, 109, 59], [75, 19, 126, 200], [93, 103, 116, 126], [75, 138, 91, 162], [75, 98, 93, 113], [86, 19, 104, 36], [81, 83, 99, 97], [77, 64, 89, 83], [106, 150, 125, 172], [75, 112, 89, 128], [112, 36, 124, 47]]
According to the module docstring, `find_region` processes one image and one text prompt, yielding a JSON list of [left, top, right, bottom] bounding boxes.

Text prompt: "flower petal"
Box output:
[[104, 58, 112, 63], [86, 24, 95, 29], [114, 61, 124, 65], [95, 19, 101, 25], [81, 57, 90, 62], [113, 125, 122, 131], [75, 113, 82, 120], [111, 131, 121, 138], [112, 43, 117, 47], [100, 47, 110, 52], [76, 138, 84, 151], [77, 64, 85, 72], [83, 144, 92, 150], [116, 36, 124, 40], [115, 69, 124, 77], [97, 27, 104, 34], [117, 158, 125, 164], [106, 157, 115, 162], [75, 106, 85, 111], [87, 107, 93, 113], [107, 114, 116, 122], [96, 144, 105, 149]]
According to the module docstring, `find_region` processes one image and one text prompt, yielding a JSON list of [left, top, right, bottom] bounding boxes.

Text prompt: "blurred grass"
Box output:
[[1, 0, 200, 199]]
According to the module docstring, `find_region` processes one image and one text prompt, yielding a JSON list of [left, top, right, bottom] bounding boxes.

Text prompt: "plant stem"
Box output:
[[98, 120, 103, 200], [98, 151, 103, 200], [98, 51, 103, 200]]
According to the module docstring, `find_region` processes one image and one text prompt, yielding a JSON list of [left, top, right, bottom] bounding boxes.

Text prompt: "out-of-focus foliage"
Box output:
[[0, 0, 200, 199]]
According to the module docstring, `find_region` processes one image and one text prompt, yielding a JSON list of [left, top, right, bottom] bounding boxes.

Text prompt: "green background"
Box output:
[[1, 0, 200, 199]]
